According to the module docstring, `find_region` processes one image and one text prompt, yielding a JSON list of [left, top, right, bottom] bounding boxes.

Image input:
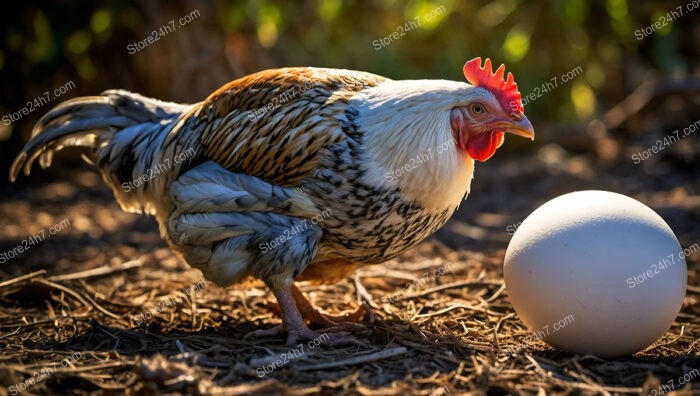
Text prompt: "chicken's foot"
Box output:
[[244, 286, 365, 346], [265, 284, 369, 329]]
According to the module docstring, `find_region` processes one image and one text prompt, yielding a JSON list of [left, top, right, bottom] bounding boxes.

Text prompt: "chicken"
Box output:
[[10, 58, 534, 345]]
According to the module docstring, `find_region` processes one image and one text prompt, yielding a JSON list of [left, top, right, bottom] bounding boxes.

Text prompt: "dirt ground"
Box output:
[[0, 139, 698, 395]]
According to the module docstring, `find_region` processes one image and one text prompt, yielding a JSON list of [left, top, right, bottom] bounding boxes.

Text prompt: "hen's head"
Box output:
[[356, 58, 535, 211], [451, 57, 534, 162]]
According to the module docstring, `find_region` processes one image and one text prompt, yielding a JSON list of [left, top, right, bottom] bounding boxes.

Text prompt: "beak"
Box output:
[[505, 114, 535, 140]]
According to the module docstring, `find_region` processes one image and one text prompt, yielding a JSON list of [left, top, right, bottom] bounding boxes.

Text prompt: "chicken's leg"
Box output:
[[245, 286, 363, 345]]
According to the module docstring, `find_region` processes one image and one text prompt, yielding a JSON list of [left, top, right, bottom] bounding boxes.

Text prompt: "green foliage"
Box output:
[[0, 0, 696, 129]]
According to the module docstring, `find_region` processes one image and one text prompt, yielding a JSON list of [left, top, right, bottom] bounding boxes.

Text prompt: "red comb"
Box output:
[[463, 57, 523, 114]]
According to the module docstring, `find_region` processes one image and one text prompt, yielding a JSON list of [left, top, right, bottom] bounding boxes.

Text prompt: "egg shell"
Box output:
[[504, 190, 687, 358]]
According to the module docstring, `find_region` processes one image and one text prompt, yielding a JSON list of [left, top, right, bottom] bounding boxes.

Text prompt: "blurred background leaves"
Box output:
[[0, 0, 698, 178]]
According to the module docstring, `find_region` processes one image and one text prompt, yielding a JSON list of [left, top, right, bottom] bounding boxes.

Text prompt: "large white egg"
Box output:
[[504, 190, 687, 357]]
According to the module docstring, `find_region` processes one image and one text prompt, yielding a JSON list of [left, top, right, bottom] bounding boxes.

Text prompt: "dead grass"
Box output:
[[0, 241, 697, 395]]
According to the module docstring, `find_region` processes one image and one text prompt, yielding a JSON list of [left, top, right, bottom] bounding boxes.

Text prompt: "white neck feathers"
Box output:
[[351, 80, 476, 212]]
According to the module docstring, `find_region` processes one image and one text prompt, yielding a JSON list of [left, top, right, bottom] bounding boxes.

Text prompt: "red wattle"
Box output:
[[467, 131, 505, 162]]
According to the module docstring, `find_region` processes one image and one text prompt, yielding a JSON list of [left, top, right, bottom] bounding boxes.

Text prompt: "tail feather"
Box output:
[[9, 89, 189, 182]]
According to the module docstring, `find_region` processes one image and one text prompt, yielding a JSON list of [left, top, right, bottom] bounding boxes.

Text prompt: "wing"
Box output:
[[192, 67, 388, 187]]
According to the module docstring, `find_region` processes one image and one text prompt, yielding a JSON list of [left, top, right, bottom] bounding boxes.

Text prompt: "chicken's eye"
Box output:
[[471, 104, 486, 114]]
